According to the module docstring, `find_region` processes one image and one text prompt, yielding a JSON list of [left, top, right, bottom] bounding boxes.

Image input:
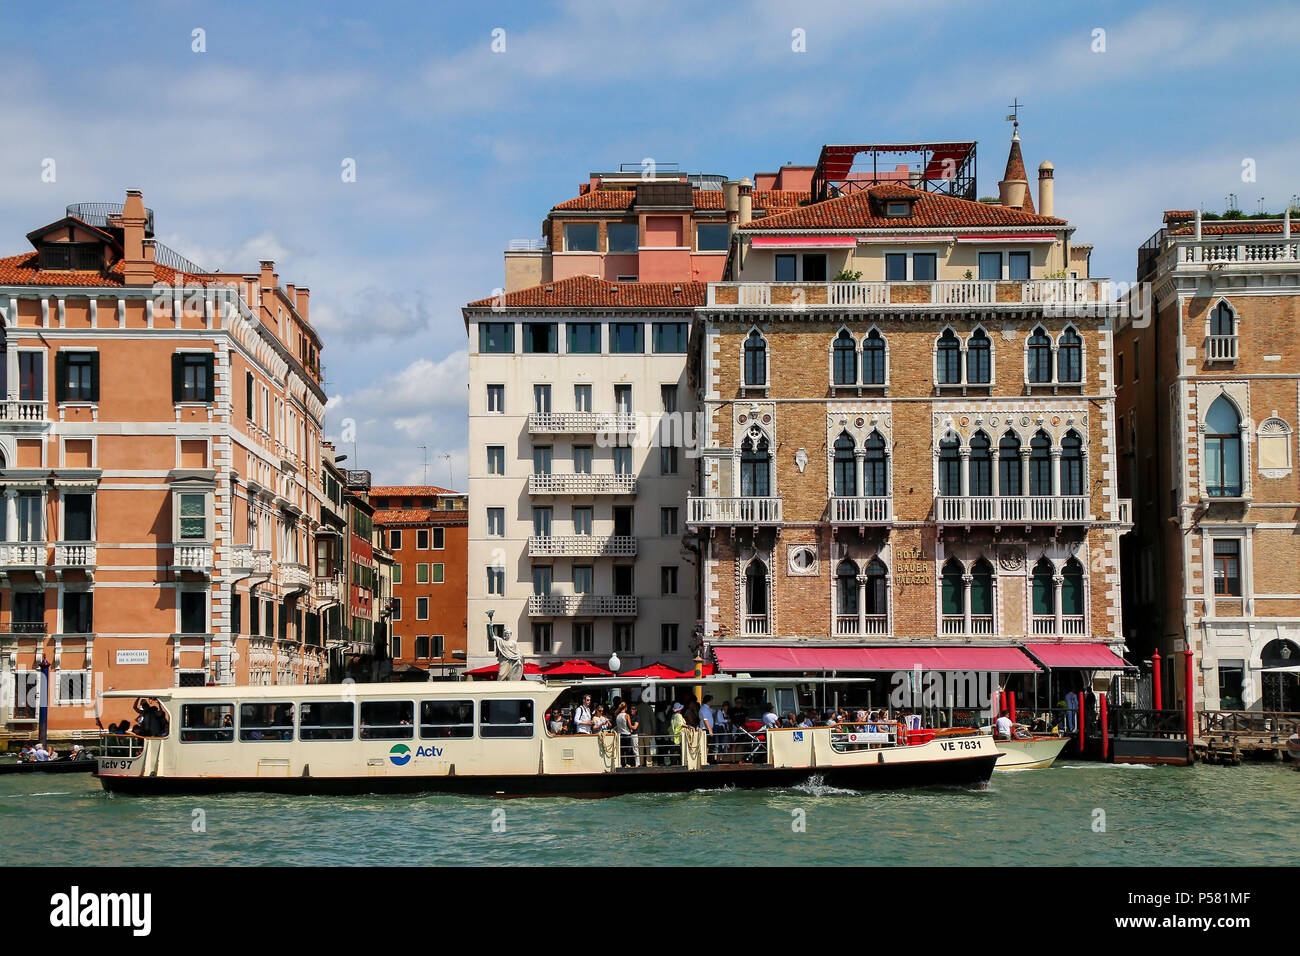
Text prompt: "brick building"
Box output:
[[688, 135, 1132, 708], [1117, 208, 1300, 712], [0, 190, 331, 743], [370, 485, 467, 678]]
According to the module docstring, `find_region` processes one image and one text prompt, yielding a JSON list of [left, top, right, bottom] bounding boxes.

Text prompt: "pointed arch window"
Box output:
[[1027, 326, 1053, 383], [743, 330, 767, 387], [966, 329, 991, 384], [836, 559, 859, 616], [968, 431, 992, 496], [970, 558, 994, 616], [1211, 301, 1236, 337], [862, 329, 886, 385], [745, 559, 769, 617], [832, 330, 857, 385], [1062, 558, 1084, 617], [1061, 430, 1084, 495], [1029, 430, 1053, 496], [741, 432, 771, 497], [1205, 396, 1242, 496], [1057, 327, 1082, 383], [936, 329, 961, 384], [863, 557, 888, 615], [833, 432, 857, 497], [940, 558, 964, 615], [938, 435, 961, 496], [998, 431, 1022, 495], [863, 430, 887, 496], [1032, 558, 1056, 616]]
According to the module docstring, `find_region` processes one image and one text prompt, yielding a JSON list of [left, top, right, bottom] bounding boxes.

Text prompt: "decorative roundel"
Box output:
[[738, 415, 747, 424], [1052, 416, 1061, 426], [990, 418, 999, 426], [1021, 417, 1030, 426], [960, 416, 969, 426], [762, 414, 772, 424], [855, 417, 865, 428]]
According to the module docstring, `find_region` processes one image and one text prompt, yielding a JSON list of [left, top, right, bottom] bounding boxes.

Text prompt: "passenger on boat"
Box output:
[[994, 712, 1014, 739], [762, 703, 779, 729], [574, 696, 594, 735], [614, 701, 636, 767], [32, 743, 52, 761], [18, 744, 33, 762], [670, 702, 687, 747], [593, 705, 611, 734], [548, 710, 566, 735]]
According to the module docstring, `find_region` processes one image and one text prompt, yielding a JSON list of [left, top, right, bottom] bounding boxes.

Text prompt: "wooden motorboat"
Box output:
[[992, 734, 1070, 771]]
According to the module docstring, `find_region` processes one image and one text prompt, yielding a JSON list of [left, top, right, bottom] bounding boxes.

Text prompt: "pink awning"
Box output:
[[712, 645, 1041, 674], [1023, 643, 1130, 670], [749, 236, 858, 249]]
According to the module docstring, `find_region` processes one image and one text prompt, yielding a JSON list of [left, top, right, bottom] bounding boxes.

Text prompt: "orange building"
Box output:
[[0, 190, 331, 745], [370, 486, 468, 678]]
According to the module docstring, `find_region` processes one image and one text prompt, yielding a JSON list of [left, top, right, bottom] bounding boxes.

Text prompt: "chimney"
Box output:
[[295, 287, 311, 321], [259, 260, 276, 291], [1037, 161, 1055, 218], [723, 180, 740, 240], [738, 178, 753, 226], [285, 283, 295, 305], [121, 189, 154, 286], [998, 130, 1029, 210]]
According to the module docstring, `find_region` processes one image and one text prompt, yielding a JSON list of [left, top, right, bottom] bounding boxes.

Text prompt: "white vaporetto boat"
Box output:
[[95, 680, 1000, 797], [991, 734, 1070, 771]]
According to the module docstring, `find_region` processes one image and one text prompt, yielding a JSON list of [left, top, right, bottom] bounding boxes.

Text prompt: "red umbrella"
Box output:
[[464, 662, 543, 679], [621, 662, 694, 679], [540, 659, 612, 677]]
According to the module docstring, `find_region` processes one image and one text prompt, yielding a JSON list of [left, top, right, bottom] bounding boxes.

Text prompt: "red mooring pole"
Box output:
[[1078, 688, 1086, 755], [1100, 692, 1109, 761], [1151, 649, 1162, 710], [1184, 647, 1195, 763], [1008, 691, 1016, 725]]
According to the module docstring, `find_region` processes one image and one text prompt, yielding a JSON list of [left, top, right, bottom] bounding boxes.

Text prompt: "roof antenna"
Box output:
[[418, 444, 429, 485]]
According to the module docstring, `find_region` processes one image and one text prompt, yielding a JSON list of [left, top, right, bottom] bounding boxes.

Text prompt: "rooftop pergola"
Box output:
[[811, 142, 977, 202]]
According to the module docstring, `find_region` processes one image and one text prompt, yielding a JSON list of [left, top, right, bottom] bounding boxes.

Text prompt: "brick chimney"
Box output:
[[121, 189, 154, 286], [295, 286, 311, 322]]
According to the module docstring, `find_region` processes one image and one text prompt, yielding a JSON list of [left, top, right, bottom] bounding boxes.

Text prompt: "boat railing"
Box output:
[[98, 734, 145, 759], [828, 721, 903, 753]]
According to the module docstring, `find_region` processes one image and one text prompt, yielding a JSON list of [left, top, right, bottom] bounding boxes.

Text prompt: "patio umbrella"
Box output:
[[622, 662, 694, 679], [540, 659, 613, 677]]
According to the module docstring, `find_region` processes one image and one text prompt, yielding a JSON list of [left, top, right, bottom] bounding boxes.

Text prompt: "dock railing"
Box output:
[[1198, 710, 1300, 742]]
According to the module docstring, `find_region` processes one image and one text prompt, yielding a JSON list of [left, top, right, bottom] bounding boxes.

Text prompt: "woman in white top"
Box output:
[[614, 701, 634, 767]]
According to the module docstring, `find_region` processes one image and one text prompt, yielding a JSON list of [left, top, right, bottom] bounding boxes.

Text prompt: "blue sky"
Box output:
[[2, 0, 1296, 488]]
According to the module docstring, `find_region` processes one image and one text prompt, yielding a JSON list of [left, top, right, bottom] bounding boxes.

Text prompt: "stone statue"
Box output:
[[492, 623, 523, 682]]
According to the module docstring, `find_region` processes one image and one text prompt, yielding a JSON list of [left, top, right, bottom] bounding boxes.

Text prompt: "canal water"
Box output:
[[2, 762, 1296, 866]]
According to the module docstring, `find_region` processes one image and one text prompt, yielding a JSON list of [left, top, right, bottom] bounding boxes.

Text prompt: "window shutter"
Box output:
[[54, 352, 67, 403], [246, 371, 254, 419], [89, 353, 100, 402], [171, 353, 183, 402], [203, 354, 215, 402]]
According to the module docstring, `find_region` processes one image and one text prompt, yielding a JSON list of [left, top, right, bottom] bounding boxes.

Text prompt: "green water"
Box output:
[[2, 763, 1296, 866]]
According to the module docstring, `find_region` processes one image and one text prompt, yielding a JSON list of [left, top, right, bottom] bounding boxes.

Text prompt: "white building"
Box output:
[[462, 276, 704, 672]]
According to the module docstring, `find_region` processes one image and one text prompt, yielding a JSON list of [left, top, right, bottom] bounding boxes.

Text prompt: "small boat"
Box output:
[[94, 680, 1000, 797], [0, 758, 98, 775], [991, 734, 1070, 771]]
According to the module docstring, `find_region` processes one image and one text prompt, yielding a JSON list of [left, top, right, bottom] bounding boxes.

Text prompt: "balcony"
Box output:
[[1117, 498, 1133, 529], [53, 543, 96, 569], [935, 495, 1089, 526], [0, 543, 45, 568], [1176, 237, 1300, 265], [707, 279, 1113, 312], [829, 496, 892, 525], [528, 535, 637, 557], [688, 496, 783, 527], [743, 614, 769, 636], [527, 412, 639, 436], [528, 473, 637, 495], [1207, 335, 1238, 362], [528, 594, 637, 617], [0, 400, 48, 422], [278, 562, 311, 590], [1032, 615, 1087, 637], [836, 614, 889, 636], [942, 615, 995, 637], [314, 574, 343, 602], [172, 543, 213, 573]]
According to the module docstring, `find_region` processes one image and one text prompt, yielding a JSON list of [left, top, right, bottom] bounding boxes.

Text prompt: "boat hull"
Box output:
[[0, 760, 98, 775], [97, 751, 998, 797], [993, 736, 1070, 771]]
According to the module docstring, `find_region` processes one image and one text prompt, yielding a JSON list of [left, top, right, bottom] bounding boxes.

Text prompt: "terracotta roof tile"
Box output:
[[0, 251, 192, 287], [373, 508, 468, 526], [467, 274, 706, 309], [369, 484, 461, 497], [738, 184, 1064, 231]]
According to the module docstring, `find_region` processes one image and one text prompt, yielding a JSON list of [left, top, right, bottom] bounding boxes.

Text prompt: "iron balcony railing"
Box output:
[[528, 594, 637, 616], [67, 202, 155, 235], [527, 412, 639, 435], [687, 496, 783, 525], [935, 495, 1089, 524], [529, 474, 637, 495], [528, 535, 637, 557]]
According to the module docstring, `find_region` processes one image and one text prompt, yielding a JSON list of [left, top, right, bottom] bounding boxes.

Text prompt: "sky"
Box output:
[[1, 0, 1296, 489]]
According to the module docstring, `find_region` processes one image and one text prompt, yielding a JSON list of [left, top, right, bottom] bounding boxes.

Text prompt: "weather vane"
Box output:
[[1006, 98, 1024, 130]]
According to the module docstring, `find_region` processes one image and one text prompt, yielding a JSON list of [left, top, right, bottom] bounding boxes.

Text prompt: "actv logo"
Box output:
[[49, 886, 151, 937], [388, 744, 412, 766]]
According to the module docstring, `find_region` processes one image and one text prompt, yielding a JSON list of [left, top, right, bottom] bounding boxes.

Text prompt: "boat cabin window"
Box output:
[[360, 700, 415, 740], [180, 703, 234, 743], [420, 700, 475, 739], [299, 701, 355, 741], [239, 702, 295, 742], [479, 699, 534, 739]]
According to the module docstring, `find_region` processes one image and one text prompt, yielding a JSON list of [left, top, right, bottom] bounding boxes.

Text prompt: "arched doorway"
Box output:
[[1261, 639, 1300, 712]]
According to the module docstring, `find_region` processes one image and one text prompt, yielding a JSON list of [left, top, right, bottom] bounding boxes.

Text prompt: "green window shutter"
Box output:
[[171, 353, 183, 402], [89, 353, 100, 402], [432, 563, 444, 583], [54, 352, 67, 403], [203, 353, 216, 402]]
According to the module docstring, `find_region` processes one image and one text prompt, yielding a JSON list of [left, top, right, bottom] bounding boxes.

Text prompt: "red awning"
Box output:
[[1023, 643, 1130, 670], [541, 659, 613, 677], [712, 645, 1041, 674], [749, 236, 858, 249], [621, 662, 695, 679]]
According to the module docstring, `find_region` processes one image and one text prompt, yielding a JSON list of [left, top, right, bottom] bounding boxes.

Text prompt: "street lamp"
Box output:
[[608, 652, 621, 674]]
